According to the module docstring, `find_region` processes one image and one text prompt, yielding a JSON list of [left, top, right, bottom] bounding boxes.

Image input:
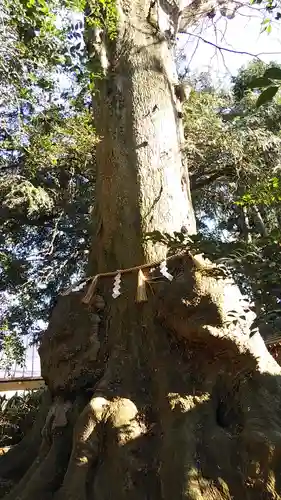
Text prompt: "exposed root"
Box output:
[[42, 397, 72, 446], [11, 431, 72, 500], [4, 254, 281, 499], [0, 390, 51, 487], [54, 396, 109, 500], [55, 396, 147, 500], [159, 393, 208, 500], [3, 438, 51, 500], [2, 396, 73, 500]]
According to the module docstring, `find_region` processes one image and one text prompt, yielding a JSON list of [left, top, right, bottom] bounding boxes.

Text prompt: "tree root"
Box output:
[[0, 390, 51, 485], [54, 396, 110, 500], [1, 395, 73, 500], [3, 438, 51, 500], [55, 396, 147, 500], [4, 255, 281, 499]]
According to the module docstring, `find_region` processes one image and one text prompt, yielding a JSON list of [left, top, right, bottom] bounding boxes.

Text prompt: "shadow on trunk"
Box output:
[[1, 252, 281, 499]]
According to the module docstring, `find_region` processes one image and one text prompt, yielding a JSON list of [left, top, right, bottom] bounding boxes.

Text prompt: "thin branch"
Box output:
[[252, 205, 268, 237], [241, 206, 252, 243], [184, 17, 206, 68], [218, 45, 232, 75], [212, 16, 229, 46], [210, 18, 232, 73], [187, 34, 201, 67], [181, 32, 281, 59], [190, 168, 233, 190], [45, 213, 63, 256]]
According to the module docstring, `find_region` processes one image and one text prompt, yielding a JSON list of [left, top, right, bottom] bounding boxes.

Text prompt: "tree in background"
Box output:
[[181, 60, 281, 341], [0, 0, 97, 367]]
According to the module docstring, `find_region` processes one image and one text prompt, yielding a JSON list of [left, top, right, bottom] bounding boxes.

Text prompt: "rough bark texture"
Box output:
[[0, 391, 51, 497], [88, 0, 197, 274], [2, 254, 281, 499], [1, 1, 281, 499]]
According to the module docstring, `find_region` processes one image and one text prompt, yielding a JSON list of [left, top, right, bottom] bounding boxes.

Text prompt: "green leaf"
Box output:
[[271, 177, 279, 188], [248, 76, 273, 88], [264, 67, 281, 80], [256, 86, 279, 107]]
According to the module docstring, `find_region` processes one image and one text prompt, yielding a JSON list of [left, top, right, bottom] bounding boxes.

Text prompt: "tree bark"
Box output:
[[2, 2, 281, 500], [240, 206, 252, 244], [251, 205, 268, 237], [87, 0, 196, 274]]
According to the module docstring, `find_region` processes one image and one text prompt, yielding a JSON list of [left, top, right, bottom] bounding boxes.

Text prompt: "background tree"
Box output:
[[177, 61, 281, 342], [0, 0, 97, 367]]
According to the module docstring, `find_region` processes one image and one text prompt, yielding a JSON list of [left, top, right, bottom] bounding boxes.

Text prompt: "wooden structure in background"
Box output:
[[0, 377, 45, 392], [0, 337, 43, 393]]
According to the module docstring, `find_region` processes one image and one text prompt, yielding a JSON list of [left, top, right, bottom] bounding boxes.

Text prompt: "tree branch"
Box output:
[[190, 168, 233, 190], [252, 205, 268, 237], [179, 0, 223, 29], [0, 208, 58, 226], [180, 32, 281, 59], [241, 205, 252, 244]]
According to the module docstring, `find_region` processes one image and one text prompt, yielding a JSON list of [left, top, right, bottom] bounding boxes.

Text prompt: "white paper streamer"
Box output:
[[159, 261, 173, 281], [112, 272, 122, 298]]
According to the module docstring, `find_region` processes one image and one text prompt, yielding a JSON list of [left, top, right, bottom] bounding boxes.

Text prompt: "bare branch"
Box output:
[[186, 18, 206, 67], [180, 31, 281, 59], [190, 167, 233, 190], [218, 44, 232, 74]]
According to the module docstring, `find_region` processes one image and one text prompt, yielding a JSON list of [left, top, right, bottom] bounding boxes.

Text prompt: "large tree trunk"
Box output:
[[2, 1, 281, 499], [88, 0, 196, 274]]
